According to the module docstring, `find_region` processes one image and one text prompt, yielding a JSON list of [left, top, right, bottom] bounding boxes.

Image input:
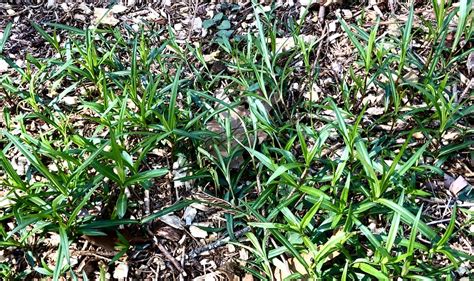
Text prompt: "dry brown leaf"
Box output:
[[273, 258, 292, 281], [275, 35, 316, 52], [289, 251, 313, 275], [444, 174, 456, 189], [155, 226, 182, 242], [159, 214, 184, 230], [192, 271, 225, 281], [450, 176, 469, 196], [403, 69, 419, 83], [189, 225, 208, 238], [78, 2, 92, 14], [239, 248, 249, 266], [111, 5, 127, 14], [341, 9, 353, 19], [467, 52, 474, 75], [113, 262, 129, 280], [366, 107, 385, 116], [443, 130, 461, 141], [203, 50, 220, 63], [93, 8, 120, 26], [205, 105, 267, 168], [183, 206, 197, 225], [412, 132, 424, 140], [0, 59, 9, 73], [324, 0, 343, 6]]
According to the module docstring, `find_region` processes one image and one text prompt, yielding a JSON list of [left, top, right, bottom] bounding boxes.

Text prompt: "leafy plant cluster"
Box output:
[[0, 0, 473, 279]]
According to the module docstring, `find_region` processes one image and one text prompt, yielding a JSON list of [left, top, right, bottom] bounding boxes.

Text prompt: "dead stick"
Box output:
[[157, 243, 184, 273], [188, 226, 251, 259]]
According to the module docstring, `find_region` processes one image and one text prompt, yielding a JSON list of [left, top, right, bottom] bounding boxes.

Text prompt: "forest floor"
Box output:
[[0, 1, 473, 280]]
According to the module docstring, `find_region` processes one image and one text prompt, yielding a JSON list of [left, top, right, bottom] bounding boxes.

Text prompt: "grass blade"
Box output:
[[0, 22, 12, 53]]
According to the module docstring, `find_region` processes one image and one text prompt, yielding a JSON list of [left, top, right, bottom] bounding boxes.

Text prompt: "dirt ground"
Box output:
[[1, 0, 472, 279]]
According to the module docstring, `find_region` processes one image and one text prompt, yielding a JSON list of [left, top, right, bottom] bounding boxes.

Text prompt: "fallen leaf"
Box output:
[[0, 59, 9, 73], [183, 206, 197, 225], [227, 244, 236, 253], [275, 35, 316, 52], [467, 52, 474, 75], [289, 251, 313, 275], [239, 248, 249, 266], [325, 0, 343, 6], [113, 262, 129, 279], [443, 130, 461, 141], [299, 0, 314, 6], [189, 225, 208, 238], [111, 5, 127, 14], [412, 132, 424, 139], [78, 2, 92, 14], [193, 17, 203, 31], [403, 69, 419, 83], [304, 83, 321, 102], [155, 226, 181, 242], [341, 9, 353, 19], [159, 214, 184, 230], [328, 20, 337, 32], [450, 176, 469, 197], [366, 107, 385, 116], [203, 50, 220, 63], [62, 96, 78, 106], [273, 258, 292, 281], [444, 174, 456, 189], [192, 271, 225, 281], [93, 8, 120, 26]]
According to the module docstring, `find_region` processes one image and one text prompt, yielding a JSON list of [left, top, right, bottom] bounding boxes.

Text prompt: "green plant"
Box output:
[[0, 1, 472, 279]]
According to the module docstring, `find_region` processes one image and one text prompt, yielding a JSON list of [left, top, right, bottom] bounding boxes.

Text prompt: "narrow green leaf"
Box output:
[[3, 131, 67, 195], [330, 100, 350, 144], [0, 149, 26, 190], [397, 142, 429, 176], [125, 168, 169, 187], [116, 191, 127, 219], [314, 230, 352, 266], [300, 197, 323, 230], [377, 198, 437, 240], [353, 262, 389, 281], [31, 21, 58, 49], [355, 138, 380, 197], [436, 204, 457, 248], [0, 22, 12, 53], [141, 200, 194, 224], [452, 0, 470, 52], [386, 192, 404, 252], [338, 17, 366, 64], [244, 146, 274, 170]]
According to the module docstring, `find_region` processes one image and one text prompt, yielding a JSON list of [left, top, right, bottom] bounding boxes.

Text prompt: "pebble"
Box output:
[[113, 262, 129, 279], [62, 96, 78, 106], [174, 23, 183, 31], [189, 225, 207, 238], [0, 59, 9, 73], [192, 17, 202, 31]]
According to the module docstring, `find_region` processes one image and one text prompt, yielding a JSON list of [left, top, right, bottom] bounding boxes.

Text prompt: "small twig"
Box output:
[[0, 8, 28, 19], [426, 218, 452, 226], [318, 5, 326, 23], [144, 189, 151, 216], [71, 250, 115, 261], [188, 226, 251, 259], [187, 0, 200, 41], [157, 241, 184, 273]]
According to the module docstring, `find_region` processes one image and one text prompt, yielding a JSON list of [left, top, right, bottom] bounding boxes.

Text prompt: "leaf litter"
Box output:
[[0, 0, 473, 280]]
